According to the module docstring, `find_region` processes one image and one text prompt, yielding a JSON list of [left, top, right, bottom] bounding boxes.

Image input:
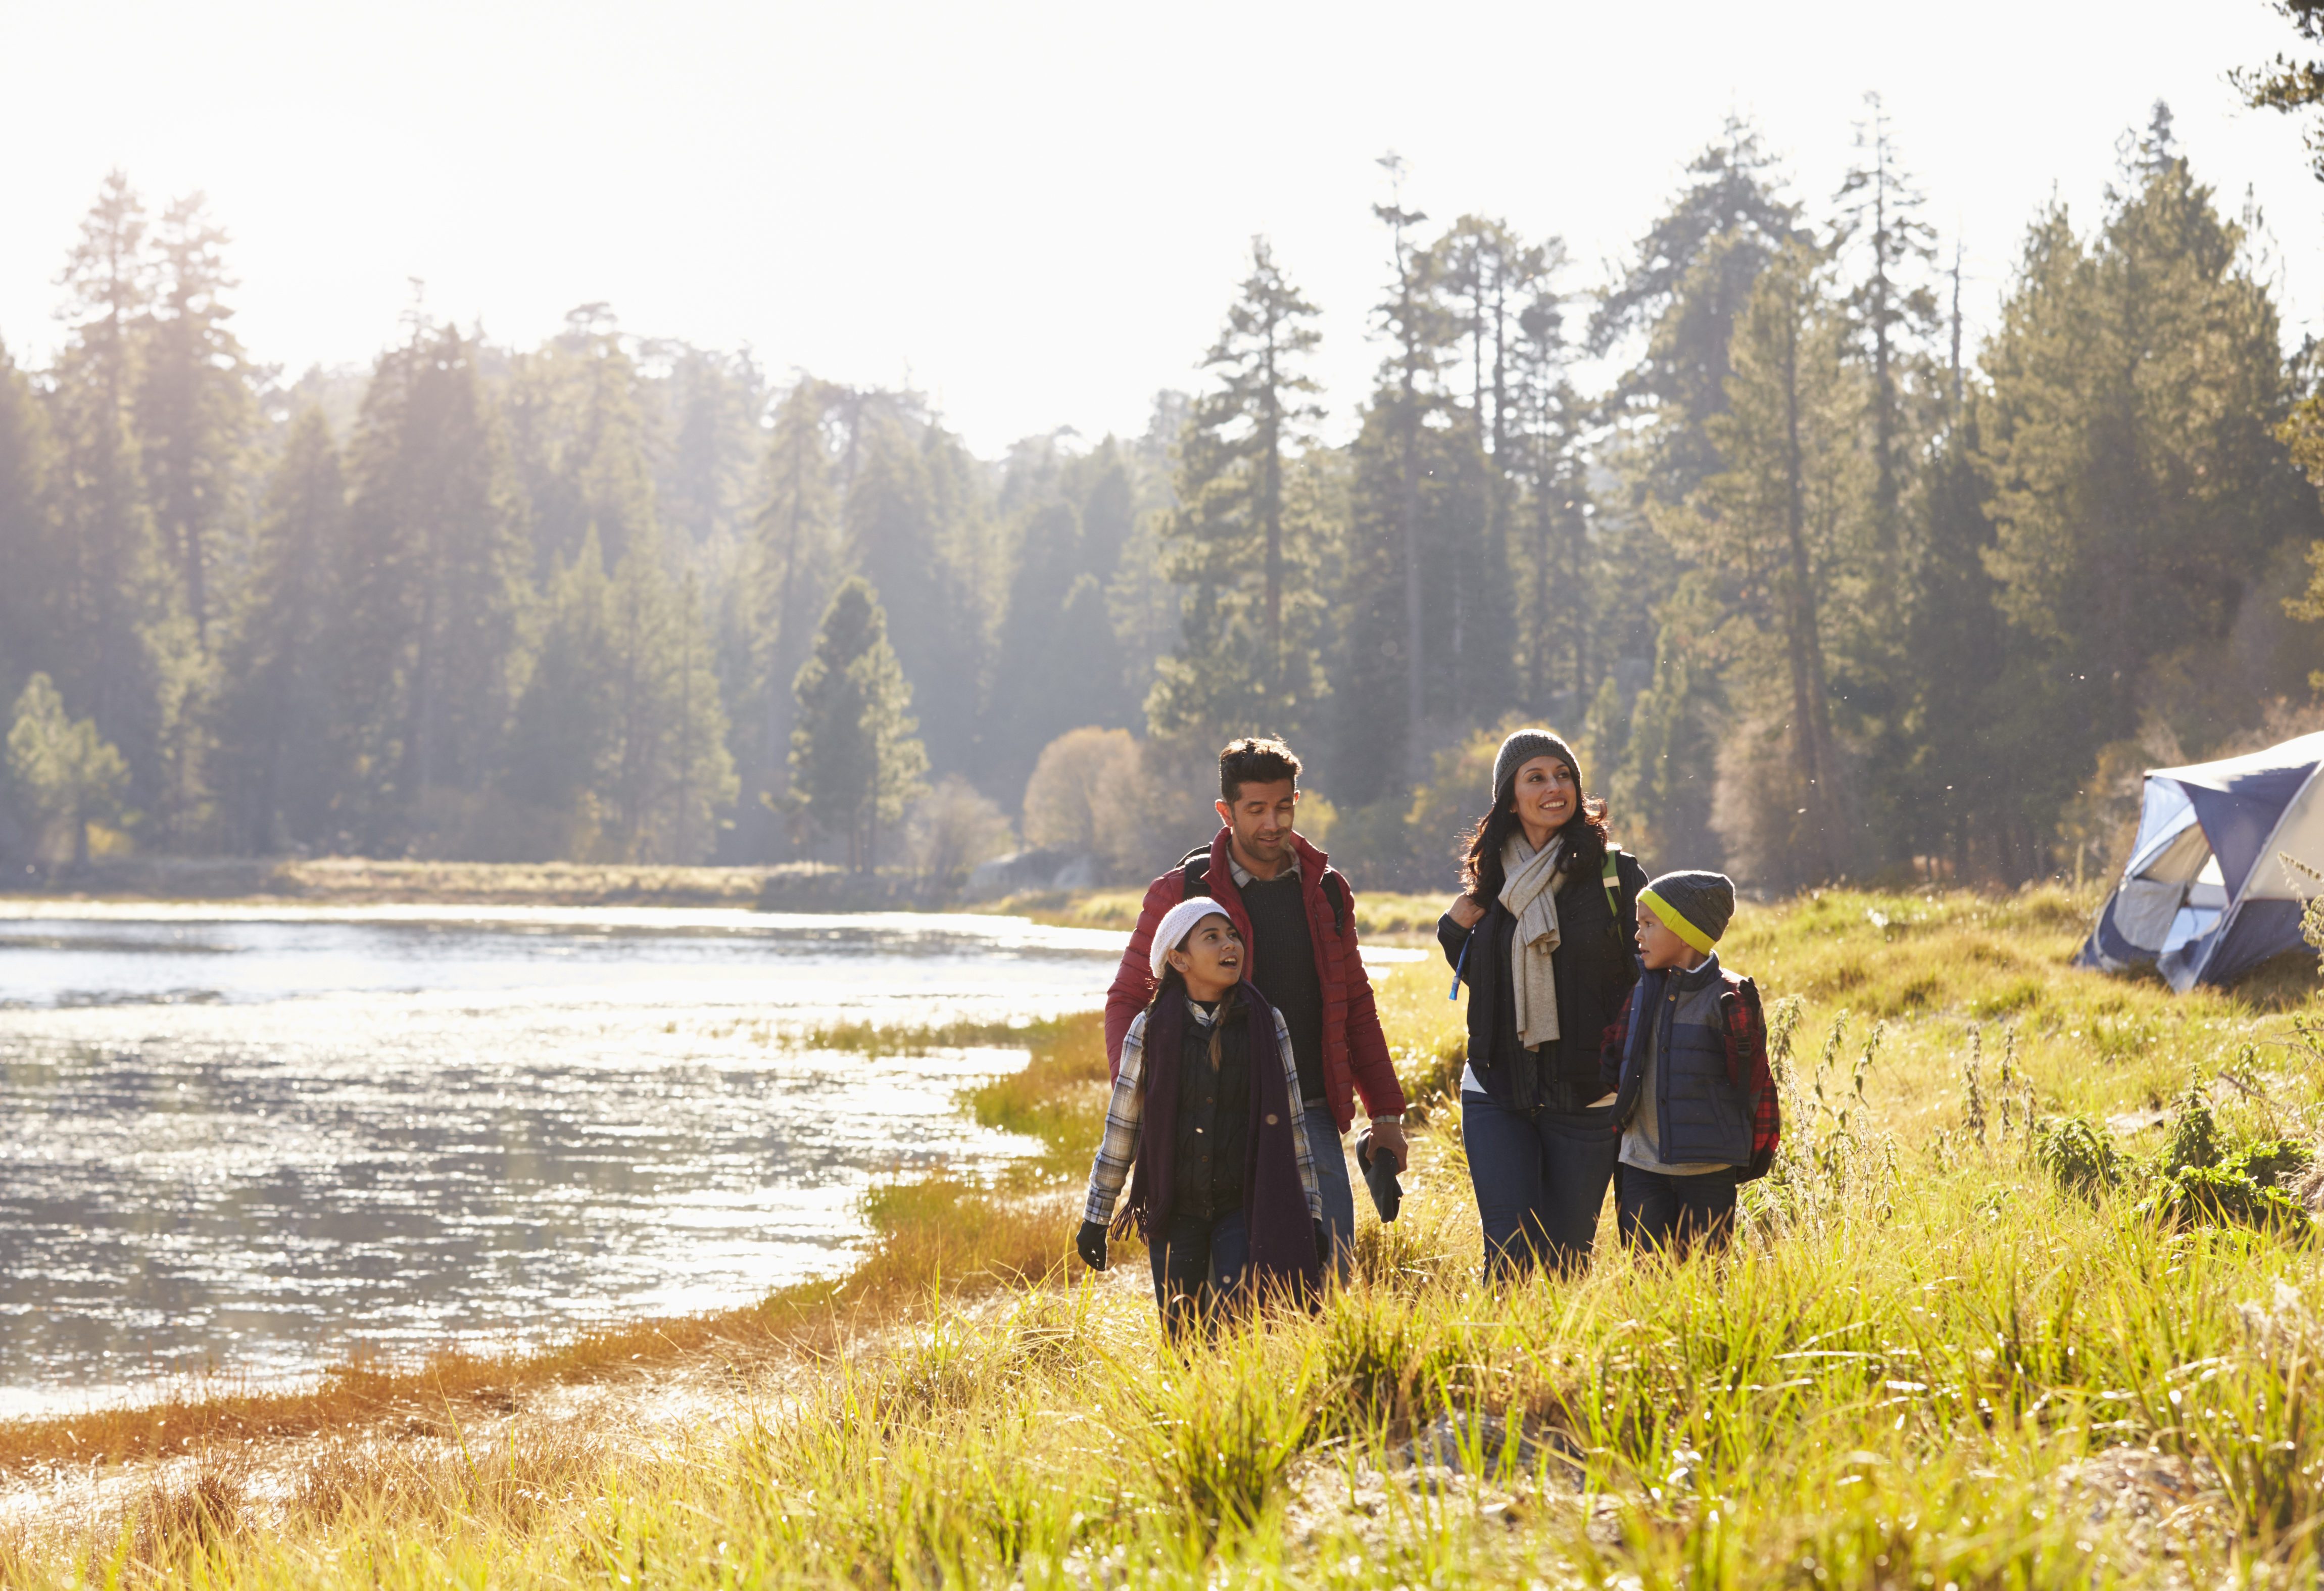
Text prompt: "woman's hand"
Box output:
[[1075, 1219, 1108, 1272], [1446, 894, 1487, 930]]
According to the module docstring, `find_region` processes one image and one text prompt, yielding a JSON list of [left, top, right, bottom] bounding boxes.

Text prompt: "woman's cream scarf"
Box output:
[[1499, 832, 1564, 1049]]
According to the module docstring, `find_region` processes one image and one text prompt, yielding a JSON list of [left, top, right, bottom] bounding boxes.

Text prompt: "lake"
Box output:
[[0, 902, 1129, 1417]]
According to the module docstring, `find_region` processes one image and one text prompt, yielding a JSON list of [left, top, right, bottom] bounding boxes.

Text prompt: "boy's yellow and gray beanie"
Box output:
[[1639, 870, 1735, 953]]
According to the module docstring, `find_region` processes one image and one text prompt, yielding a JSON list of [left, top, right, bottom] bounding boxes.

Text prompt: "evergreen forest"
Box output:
[[10, 91, 2324, 896]]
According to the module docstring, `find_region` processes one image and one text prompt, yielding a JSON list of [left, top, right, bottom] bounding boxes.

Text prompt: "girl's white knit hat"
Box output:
[[1149, 897, 1234, 980]]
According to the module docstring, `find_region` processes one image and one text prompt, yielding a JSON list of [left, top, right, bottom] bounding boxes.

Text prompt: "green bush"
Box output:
[[1396, 1030, 1467, 1110], [2032, 1113, 2125, 1197], [2159, 1084, 2221, 1174], [2134, 1136, 2315, 1234], [2134, 1159, 2310, 1233]]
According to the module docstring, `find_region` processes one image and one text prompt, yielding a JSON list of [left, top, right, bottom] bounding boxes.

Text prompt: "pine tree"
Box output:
[[1833, 95, 1940, 554], [1503, 255, 1592, 718], [1103, 395, 1195, 728], [0, 337, 60, 697], [2234, 4, 2324, 179], [507, 305, 660, 575], [1592, 119, 1799, 507], [666, 569, 736, 861], [46, 171, 177, 799], [1825, 100, 1943, 868], [646, 341, 765, 549], [1425, 217, 1526, 722], [1898, 250, 2007, 877], [1334, 166, 1509, 800], [1696, 239, 1867, 884], [1147, 237, 1329, 746], [500, 526, 736, 863], [1979, 108, 2307, 868], [1611, 573, 1724, 866], [1337, 394, 1493, 803], [1371, 154, 1440, 759], [336, 322, 529, 849], [502, 529, 615, 846], [751, 379, 838, 835], [790, 577, 928, 871], [210, 408, 344, 852], [842, 409, 983, 775], [137, 192, 256, 651], [604, 530, 736, 861], [989, 498, 1126, 799]]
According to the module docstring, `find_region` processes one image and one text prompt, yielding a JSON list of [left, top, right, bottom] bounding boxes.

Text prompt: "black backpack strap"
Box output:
[[1180, 847, 1211, 901], [1321, 870, 1348, 938]]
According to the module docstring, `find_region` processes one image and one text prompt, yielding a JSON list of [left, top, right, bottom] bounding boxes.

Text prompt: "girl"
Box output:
[[1075, 897, 1325, 1335], [1439, 730, 1649, 1278]]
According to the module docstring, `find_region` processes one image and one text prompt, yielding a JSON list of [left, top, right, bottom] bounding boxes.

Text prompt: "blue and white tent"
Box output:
[[2079, 732, 2324, 990]]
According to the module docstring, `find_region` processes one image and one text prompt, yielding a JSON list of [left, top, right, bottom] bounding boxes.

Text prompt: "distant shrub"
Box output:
[[2131, 1081, 2314, 1233], [2159, 1085, 2222, 1175], [906, 776, 1016, 894], [2133, 1153, 2312, 1234], [1396, 1032, 1466, 1111], [2034, 1114, 2126, 1198], [2241, 1138, 2316, 1188]]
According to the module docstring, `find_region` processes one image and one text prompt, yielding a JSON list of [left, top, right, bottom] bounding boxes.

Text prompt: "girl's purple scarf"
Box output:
[[1118, 981, 1320, 1298]]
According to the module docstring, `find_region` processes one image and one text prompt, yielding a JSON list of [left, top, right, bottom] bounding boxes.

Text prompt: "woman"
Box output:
[[1438, 730, 1648, 1279]]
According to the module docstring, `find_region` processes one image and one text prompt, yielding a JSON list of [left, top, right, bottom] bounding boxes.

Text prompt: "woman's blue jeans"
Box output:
[[1460, 1090, 1617, 1280]]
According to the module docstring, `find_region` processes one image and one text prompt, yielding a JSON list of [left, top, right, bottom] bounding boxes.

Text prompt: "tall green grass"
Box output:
[[9, 884, 2324, 1587]]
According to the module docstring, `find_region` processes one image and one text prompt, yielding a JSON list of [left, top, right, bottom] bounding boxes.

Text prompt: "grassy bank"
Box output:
[[7, 885, 2324, 1586]]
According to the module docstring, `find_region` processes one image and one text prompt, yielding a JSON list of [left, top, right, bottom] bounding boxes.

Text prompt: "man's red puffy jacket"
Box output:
[[1103, 827, 1406, 1133]]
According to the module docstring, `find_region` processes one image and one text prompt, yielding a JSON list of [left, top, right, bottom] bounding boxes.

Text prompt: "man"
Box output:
[[1105, 737, 1408, 1266]]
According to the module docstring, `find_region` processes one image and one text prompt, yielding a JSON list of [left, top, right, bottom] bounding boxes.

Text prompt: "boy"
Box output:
[[1077, 897, 1326, 1335], [1599, 870, 1779, 1255]]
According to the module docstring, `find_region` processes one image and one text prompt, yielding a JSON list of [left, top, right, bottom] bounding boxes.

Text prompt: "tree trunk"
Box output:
[[1399, 391, 1424, 761], [1261, 328, 1283, 689], [1776, 284, 1841, 881]]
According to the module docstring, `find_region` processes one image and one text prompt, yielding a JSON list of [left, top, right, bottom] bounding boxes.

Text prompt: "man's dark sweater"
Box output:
[[1240, 872, 1328, 1105]]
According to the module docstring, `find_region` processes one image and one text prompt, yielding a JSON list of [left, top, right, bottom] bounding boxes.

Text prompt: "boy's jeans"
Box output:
[[1460, 1089, 1618, 1279], [1615, 1164, 1740, 1256]]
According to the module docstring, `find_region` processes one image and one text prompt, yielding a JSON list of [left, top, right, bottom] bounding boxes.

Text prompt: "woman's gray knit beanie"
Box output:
[[1491, 729, 1581, 806]]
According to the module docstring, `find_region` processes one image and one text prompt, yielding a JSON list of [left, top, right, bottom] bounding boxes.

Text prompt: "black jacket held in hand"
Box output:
[[1437, 846, 1649, 1112]]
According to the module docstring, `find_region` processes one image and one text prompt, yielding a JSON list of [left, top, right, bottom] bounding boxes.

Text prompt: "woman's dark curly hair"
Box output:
[[1459, 762, 1611, 903]]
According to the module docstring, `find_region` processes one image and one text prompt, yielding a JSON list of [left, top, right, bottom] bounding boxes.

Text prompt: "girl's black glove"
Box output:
[[1313, 1219, 1330, 1263], [1075, 1219, 1108, 1272]]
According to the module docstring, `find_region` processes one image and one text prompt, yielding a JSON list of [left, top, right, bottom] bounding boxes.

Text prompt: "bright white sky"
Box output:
[[3, 1, 2320, 455]]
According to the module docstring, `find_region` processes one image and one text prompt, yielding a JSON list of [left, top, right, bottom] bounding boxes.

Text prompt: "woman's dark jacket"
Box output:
[[1436, 844, 1648, 1112]]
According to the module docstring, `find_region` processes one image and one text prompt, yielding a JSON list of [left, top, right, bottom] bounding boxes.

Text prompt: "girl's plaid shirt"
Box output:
[[1082, 998, 1324, 1228]]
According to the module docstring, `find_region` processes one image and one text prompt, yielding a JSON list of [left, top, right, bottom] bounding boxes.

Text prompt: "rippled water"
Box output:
[[0, 903, 1127, 1416]]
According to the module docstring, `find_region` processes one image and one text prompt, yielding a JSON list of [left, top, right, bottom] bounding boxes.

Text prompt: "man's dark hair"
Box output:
[[1218, 737, 1302, 802]]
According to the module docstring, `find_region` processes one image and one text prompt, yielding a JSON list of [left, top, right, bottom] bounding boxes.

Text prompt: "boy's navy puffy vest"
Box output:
[[1610, 959, 1753, 1168]]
